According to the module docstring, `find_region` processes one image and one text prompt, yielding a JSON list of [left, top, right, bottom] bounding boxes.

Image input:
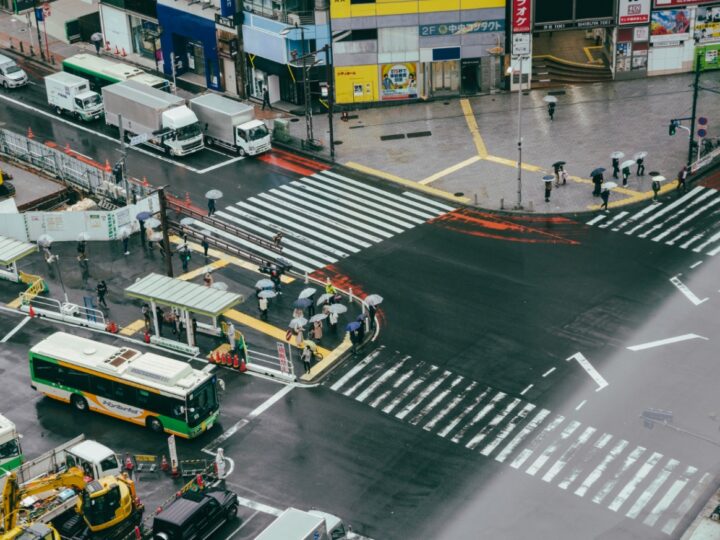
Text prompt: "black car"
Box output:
[[152, 488, 239, 540]]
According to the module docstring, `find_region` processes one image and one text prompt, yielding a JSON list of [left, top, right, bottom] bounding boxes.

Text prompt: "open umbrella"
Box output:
[[180, 217, 195, 227], [365, 294, 383, 307], [293, 298, 312, 309], [90, 32, 103, 43], [603, 182, 618, 190], [542, 175, 555, 183], [298, 287, 317, 299], [212, 282, 228, 291], [258, 290, 277, 299], [316, 293, 334, 305], [610, 151, 625, 159], [37, 234, 53, 247], [633, 151, 648, 160], [590, 167, 606, 177], [308, 313, 327, 323], [119, 226, 131, 240], [543, 95, 558, 103], [77, 232, 90, 241], [255, 278, 274, 289], [327, 304, 347, 314], [149, 232, 163, 242], [346, 321, 362, 332], [136, 211, 152, 221], [651, 175, 668, 182], [289, 317, 307, 329], [144, 217, 161, 229], [620, 160, 635, 169], [552, 161, 566, 168], [205, 189, 223, 200]]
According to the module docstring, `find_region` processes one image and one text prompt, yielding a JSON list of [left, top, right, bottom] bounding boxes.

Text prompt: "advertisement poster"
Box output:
[[650, 9, 690, 42], [695, 7, 720, 43], [380, 63, 418, 101], [619, 0, 651, 25], [512, 0, 531, 33], [654, 0, 717, 6]]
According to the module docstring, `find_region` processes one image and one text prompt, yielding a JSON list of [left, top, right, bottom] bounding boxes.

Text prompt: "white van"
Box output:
[[0, 53, 28, 88]]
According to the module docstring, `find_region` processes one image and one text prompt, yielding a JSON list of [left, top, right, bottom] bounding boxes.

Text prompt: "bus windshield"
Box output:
[[186, 379, 218, 427]]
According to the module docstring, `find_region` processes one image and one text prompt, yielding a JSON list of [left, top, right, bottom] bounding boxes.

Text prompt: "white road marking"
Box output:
[[542, 367, 556, 377], [451, 391, 507, 444], [627, 333, 708, 351], [1, 315, 30, 342], [195, 155, 245, 174], [608, 451, 663, 512], [586, 215, 607, 226], [520, 384, 533, 396], [342, 368, 377, 398], [480, 403, 535, 457], [558, 433, 613, 490], [661, 472, 711, 535], [614, 201, 663, 232], [575, 439, 629, 497], [626, 186, 705, 235], [575, 400, 587, 411], [510, 415, 565, 470], [690, 260, 703, 268], [542, 426, 596, 483], [625, 458, 678, 519], [233, 495, 283, 516], [227, 510, 260, 539], [669, 275, 708, 305], [401, 190, 456, 212], [680, 233, 705, 249], [693, 229, 720, 253], [369, 365, 415, 409], [592, 445, 646, 505], [436, 387, 491, 438], [409, 375, 463, 425], [382, 366, 437, 415], [708, 243, 720, 256], [525, 420, 581, 477], [465, 398, 521, 450], [355, 356, 409, 403], [395, 370, 450, 420], [644, 466, 697, 527], [598, 211, 628, 228], [330, 348, 383, 392], [566, 352, 608, 392], [495, 409, 550, 464], [651, 192, 720, 242], [423, 381, 477, 432]]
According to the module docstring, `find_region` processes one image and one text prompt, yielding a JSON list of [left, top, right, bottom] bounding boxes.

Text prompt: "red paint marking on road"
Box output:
[[257, 153, 317, 176], [510, 215, 577, 224], [272, 148, 329, 171], [311, 265, 385, 325], [698, 169, 720, 190]]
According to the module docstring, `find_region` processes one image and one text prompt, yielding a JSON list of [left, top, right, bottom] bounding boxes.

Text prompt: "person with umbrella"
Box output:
[[205, 188, 222, 217], [635, 153, 646, 176], [207, 198, 216, 216], [201, 236, 210, 259], [258, 294, 269, 321], [552, 161, 565, 186], [96, 280, 108, 309], [91, 33, 103, 55], [542, 175, 553, 203], [591, 168, 605, 197], [312, 318, 323, 341], [677, 165, 688, 193], [600, 186, 611, 212], [611, 157, 620, 179], [652, 175, 663, 202], [620, 159, 633, 187], [548, 101, 556, 121]]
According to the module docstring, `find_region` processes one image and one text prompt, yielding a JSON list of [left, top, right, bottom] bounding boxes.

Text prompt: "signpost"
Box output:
[[277, 342, 290, 375], [129, 132, 152, 147], [168, 434, 179, 477]]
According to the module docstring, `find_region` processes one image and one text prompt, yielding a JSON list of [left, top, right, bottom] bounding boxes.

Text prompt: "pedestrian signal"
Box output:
[[669, 120, 679, 136]]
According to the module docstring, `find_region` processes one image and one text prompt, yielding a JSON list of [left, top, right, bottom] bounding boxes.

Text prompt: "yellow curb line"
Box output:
[[460, 98, 488, 158], [301, 337, 352, 382], [583, 46, 604, 64], [7, 298, 20, 309], [420, 155, 482, 185], [484, 154, 544, 173], [119, 319, 146, 336], [587, 180, 679, 210], [345, 161, 470, 204], [177, 259, 230, 282]]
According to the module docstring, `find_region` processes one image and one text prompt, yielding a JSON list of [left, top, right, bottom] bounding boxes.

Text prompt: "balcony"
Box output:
[[243, 1, 317, 25]]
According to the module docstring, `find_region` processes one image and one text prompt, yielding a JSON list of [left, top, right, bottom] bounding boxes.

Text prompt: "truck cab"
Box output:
[[151, 488, 238, 540], [161, 108, 204, 156], [64, 440, 121, 480], [0, 413, 22, 474], [236, 120, 271, 156], [72, 91, 103, 121]]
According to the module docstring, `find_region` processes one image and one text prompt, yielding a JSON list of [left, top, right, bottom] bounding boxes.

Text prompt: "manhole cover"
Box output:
[[548, 90, 566, 96], [335, 140, 343, 145], [407, 131, 431, 139], [443, 101, 450, 105], [380, 134, 405, 141], [454, 192, 464, 197], [290, 118, 300, 122]]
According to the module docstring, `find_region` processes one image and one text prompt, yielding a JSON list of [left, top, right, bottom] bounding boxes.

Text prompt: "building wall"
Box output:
[[100, 4, 134, 53]]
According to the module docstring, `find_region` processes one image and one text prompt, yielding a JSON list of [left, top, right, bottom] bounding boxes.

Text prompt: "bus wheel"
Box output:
[[146, 417, 163, 433], [71, 394, 88, 412], [226, 503, 238, 521]]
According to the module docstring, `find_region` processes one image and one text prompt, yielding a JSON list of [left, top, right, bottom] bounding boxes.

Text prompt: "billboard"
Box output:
[[650, 9, 690, 42], [380, 64, 418, 101], [695, 7, 720, 43], [512, 0, 532, 33], [618, 0, 651, 25], [654, 0, 717, 6]]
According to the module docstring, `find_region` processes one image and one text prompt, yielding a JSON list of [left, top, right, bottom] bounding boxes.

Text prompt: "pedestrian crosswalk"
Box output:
[[326, 347, 713, 535], [188, 170, 455, 273], [587, 186, 720, 256]]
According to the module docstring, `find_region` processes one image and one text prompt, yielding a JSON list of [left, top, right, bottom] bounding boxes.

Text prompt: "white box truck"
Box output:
[[102, 80, 204, 157], [45, 72, 103, 122], [255, 508, 348, 540], [189, 94, 271, 156]]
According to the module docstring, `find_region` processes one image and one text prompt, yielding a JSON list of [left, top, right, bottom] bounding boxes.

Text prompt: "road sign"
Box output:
[[277, 342, 289, 374], [698, 117, 708, 125], [698, 128, 707, 138], [512, 33, 531, 56], [129, 132, 152, 146], [167, 435, 178, 474]]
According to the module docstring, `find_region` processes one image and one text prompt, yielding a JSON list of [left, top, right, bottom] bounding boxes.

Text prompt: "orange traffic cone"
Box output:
[[160, 455, 169, 472], [28, 305, 35, 318], [142, 177, 150, 187], [105, 41, 111, 51], [240, 358, 247, 373], [233, 354, 239, 370], [64, 143, 71, 154], [27, 127, 34, 139], [114, 45, 119, 55], [196, 474, 204, 490], [144, 331, 150, 344], [171, 462, 179, 478], [225, 352, 231, 366], [104, 160, 111, 173], [121, 48, 127, 57], [185, 192, 191, 205], [124, 453, 134, 471]]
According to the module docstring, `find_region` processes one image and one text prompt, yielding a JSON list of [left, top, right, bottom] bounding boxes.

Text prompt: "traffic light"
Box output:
[[669, 120, 679, 136]]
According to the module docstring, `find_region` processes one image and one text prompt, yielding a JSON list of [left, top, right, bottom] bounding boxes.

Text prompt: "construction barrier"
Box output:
[[133, 454, 159, 475]]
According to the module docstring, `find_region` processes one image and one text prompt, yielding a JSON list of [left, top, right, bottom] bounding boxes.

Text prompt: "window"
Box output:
[[336, 29, 378, 42], [92, 377, 112, 397], [350, 0, 375, 3], [0, 439, 20, 460], [31, 358, 59, 382], [100, 455, 120, 474]]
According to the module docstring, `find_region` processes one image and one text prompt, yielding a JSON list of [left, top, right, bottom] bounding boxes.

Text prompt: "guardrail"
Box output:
[[19, 295, 107, 330]]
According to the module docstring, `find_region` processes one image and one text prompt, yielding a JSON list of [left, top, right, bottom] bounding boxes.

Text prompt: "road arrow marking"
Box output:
[[627, 334, 708, 351], [669, 276, 708, 306], [567, 352, 608, 392]]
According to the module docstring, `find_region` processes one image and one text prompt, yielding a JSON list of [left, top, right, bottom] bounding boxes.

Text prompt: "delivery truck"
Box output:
[[255, 508, 348, 540], [189, 94, 271, 156], [44, 72, 103, 122], [102, 80, 203, 157]]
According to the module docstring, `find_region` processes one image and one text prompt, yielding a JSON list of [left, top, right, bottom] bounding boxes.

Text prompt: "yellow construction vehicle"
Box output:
[[1, 467, 143, 539]]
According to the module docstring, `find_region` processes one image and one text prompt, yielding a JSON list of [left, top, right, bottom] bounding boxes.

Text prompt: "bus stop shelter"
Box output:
[[0, 235, 38, 283], [125, 273, 244, 355]]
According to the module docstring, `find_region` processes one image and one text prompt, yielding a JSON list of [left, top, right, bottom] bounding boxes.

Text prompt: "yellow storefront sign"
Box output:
[[334, 65, 378, 104], [331, 0, 505, 19]]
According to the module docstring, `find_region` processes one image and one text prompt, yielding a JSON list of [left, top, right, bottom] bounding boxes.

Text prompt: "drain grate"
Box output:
[[380, 134, 406, 141], [548, 90, 566, 96], [349, 125, 365, 130], [407, 131, 432, 139]]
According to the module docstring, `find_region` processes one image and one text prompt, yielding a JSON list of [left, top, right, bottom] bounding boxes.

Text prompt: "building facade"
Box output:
[[99, 0, 161, 66], [330, 0, 507, 106]]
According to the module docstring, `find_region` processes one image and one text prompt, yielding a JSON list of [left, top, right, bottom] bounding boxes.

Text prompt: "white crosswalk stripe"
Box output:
[[586, 186, 720, 255], [191, 169, 453, 272], [325, 348, 711, 534]]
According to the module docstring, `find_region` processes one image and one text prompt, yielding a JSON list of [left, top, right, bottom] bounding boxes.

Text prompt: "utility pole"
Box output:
[[33, 1, 45, 61], [514, 56, 525, 210], [688, 51, 702, 166], [300, 25, 314, 146], [116, 114, 131, 206], [324, 44, 335, 160], [235, 8, 247, 99], [157, 187, 174, 278]]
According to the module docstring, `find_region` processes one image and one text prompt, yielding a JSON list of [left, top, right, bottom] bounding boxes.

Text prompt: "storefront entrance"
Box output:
[[431, 60, 460, 96]]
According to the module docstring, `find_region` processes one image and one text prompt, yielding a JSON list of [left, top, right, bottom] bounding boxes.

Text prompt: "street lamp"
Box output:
[[507, 62, 525, 210], [280, 22, 315, 147]]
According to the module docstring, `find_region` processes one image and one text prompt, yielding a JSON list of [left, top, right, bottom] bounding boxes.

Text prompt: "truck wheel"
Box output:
[[238, 147, 246, 157], [71, 394, 88, 412], [146, 417, 164, 433], [226, 503, 238, 521], [206, 136, 214, 147], [2, 81, 7, 89]]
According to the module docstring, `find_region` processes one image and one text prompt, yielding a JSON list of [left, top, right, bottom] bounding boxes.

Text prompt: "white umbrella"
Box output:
[[119, 226, 131, 240], [610, 151, 625, 160], [327, 304, 347, 314], [289, 317, 307, 329], [77, 232, 90, 241], [543, 95, 558, 103], [37, 234, 53, 247], [365, 294, 384, 306], [212, 282, 228, 291], [90, 32, 103, 43], [603, 182, 618, 190], [308, 313, 327, 323], [299, 287, 317, 299], [633, 151, 648, 160], [316, 293, 334, 305], [258, 290, 277, 299], [620, 160, 635, 169], [145, 217, 161, 229], [651, 175, 668, 182], [180, 217, 195, 227], [255, 278, 274, 289], [149, 232, 163, 242], [205, 189, 223, 200]]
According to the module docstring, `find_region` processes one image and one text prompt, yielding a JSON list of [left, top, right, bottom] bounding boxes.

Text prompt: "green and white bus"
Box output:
[[62, 53, 171, 93], [29, 332, 219, 439], [0, 413, 23, 474]]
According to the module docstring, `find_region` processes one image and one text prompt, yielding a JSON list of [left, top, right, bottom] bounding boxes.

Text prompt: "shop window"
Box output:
[[337, 29, 377, 41], [351, 0, 375, 3]]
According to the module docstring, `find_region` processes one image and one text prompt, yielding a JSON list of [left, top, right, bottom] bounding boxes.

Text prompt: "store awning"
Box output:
[[125, 273, 243, 317], [0, 235, 38, 265]]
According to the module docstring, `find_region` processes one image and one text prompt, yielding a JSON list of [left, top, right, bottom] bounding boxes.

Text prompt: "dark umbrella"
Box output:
[[346, 321, 362, 332], [590, 167, 606, 177], [552, 161, 566, 168], [542, 175, 555, 183], [136, 211, 152, 221], [293, 298, 312, 309]]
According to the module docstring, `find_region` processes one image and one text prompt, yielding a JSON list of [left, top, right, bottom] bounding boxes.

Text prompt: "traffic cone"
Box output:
[[144, 331, 150, 344], [124, 453, 134, 471], [105, 41, 111, 51], [185, 192, 191, 205], [233, 354, 239, 370], [27, 127, 34, 139], [114, 45, 119, 55], [64, 143, 71, 154], [142, 177, 150, 188], [160, 455, 169, 472], [134, 526, 141, 540], [240, 358, 247, 373], [121, 48, 127, 57], [104, 160, 111, 173], [28, 305, 35, 318], [171, 462, 179, 478], [224, 352, 231, 366], [196, 474, 204, 490]]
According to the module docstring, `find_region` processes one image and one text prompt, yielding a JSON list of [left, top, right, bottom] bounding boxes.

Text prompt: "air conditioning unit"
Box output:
[[287, 13, 301, 26]]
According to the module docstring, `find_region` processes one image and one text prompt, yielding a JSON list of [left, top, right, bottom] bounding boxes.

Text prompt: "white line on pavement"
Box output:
[[227, 510, 260, 539], [330, 348, 383, 392], [495, 408, 550, 464], [195, 156, 245, 174], [234, 496, 283, 516], [690, 260, 703, 269], [520, 384, 533, 395], [1, 316, 30, 343], [542, 367, 556, 377], [574, 439, 629, 497], [670, 275, 708, 305], [575, 400, 587, 411], [627, 333, 708, 351], [525, 420, 581, 477], [566, 352, 608, 392]]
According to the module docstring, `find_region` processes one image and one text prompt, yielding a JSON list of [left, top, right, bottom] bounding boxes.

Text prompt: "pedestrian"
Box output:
[[294, 328, 304, 348], [612, 157, 620, 179], [600, 188, 610, 212], [42, 246, 54, 264], [139, 220, 146, 247], [636, 157, 645, 176], [312, 320, 323, 342], [548, 102, 556, 121], [258, 296, 269, 321], [325, 281, 337, 303], [146, 226, 155, 250], [306, 294, 316, 317], [169, 310, 178, 336], [122, 234, 130, 256], [227, 322, 236, 350], [622, 166, 630, 187], [592, 174, 603, 197], [201, 236, 210, 259], [553, 163, 562, 186], [301, 346, 312, 374], [203, 271, 213, 287], [544, 179, 552, 203], [207, 198, 216, 217], [356, 316, 366, 342], [350, 329, 359, 355], [142, 304, 151, 331], [96, 280, 108, 308], [560, 168, 569, 185], [270, 267, 281, 293], [273, 231, 283, 249], [93, 38, 102, 56], [652, 178, 661, 202], [262, 88, 272, 111], [368, 305, 377, 329], [180, 247, 190, 272], [77, 240, 88, 263], [292, 307, 303, 319], [329, 311, 338, 332], [156, 306, 165, 336], [174, 310, 183, 338], [677, 165, 688, 193]]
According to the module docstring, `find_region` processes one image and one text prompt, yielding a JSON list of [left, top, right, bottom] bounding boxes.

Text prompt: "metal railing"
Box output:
[[243, 3, 316, 25]]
